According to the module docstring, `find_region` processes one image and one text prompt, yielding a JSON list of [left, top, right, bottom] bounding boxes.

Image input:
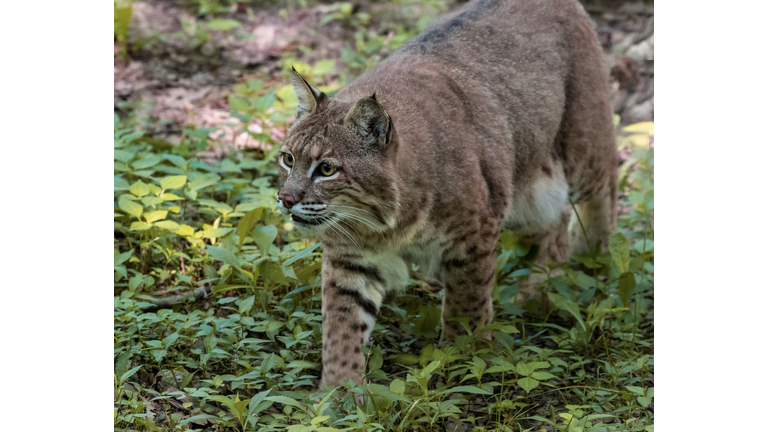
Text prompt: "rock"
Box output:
[[445, 417, 470, 432], [626, 35, 654, 62], [624, 99, 654, 124]]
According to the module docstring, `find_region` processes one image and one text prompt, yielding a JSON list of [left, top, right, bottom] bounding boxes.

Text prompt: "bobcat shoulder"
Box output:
[[276, 0, 617, 389]]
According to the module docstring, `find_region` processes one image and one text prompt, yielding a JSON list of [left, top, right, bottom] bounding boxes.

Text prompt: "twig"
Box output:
[[140, 286, 211, 311]]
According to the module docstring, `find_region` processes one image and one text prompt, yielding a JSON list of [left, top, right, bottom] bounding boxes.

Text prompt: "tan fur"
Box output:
[[277, 0, 617, 389]]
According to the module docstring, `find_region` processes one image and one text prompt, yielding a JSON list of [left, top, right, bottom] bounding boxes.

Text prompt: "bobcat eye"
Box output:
[[283, 153, 294, 168], [320, 163, 336, 176]]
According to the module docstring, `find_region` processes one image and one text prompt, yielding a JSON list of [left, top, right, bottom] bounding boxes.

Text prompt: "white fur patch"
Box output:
[[360, 310, 376, 344], [307, 160, 320, 178], [314, 171, 340, 183], [505, 163, 569, 232]]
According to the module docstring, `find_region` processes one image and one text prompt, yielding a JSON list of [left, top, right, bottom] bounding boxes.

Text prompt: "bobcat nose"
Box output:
[[278, 194, 296, 209]]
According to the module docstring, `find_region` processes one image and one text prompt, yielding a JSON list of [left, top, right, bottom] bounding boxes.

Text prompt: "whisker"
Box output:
[[325, 204, 381, 219], [324, 204, 388, 230], [326, 218, 364, 255], [334, 211, 384, 233]]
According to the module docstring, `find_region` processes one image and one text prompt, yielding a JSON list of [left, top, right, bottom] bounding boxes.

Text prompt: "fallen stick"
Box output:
[[141, 286, 211, 310]]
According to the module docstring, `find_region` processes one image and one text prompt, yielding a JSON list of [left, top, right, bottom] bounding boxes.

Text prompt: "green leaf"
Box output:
[[207, 19, 241, 31], [132, 155, 162, 170], [130, 221, 152, 231], [439, 385, 493, 395], [423, 360, 441, 377], [180, 371, 197, 388], [517, 377, 540, 393], [617, 272, 637, 307], [159, 192, 182, 201], [120, 365, 142, 384], [516, 363, 534, 376], [162, 332, 180, 350], [390, 379, 405, 395], [160, 175, 187, 190], [496, 324, 520, 334], [282, 242, 321, 267], [115, 351, 131, 378], [155, 220, 180, 231], [531, 371, 556, 380], [178, 414, 219, 426], [369, 349, 383, 372], [239, 295, 255, 315], [638, 391, 653, 407], [237, 208, 263, 252], [202, 227, 235, 239], [367, 383, 412, 402], [311, 415, 331, 426], [266, 395, 303, 409], [634, 239, 654, 254], [188, 175, 219, 191], [141, 196, 163, 207], [528, 361, 551, 370], [208, 395, 235, 410], [313, 59, 336, 76], [119, 199, 143, 218], [212, 284, 251, 294], [260, 261, 288, 285], [229, 96, 250, 113], [234, 399, 249, 418], [206, 246, 241, 270], [129, 273, 144, 291], [175, 225, 195, 236], [114, 175, 130, 190], [114, 250, 133, 266], [547, 292, 587, 331], [163, 154, 188, 169], [286, 360, 319, 370], [626, 386, 645, 395], [276, 85, 298, 108], [253, 225, 278, 256], [129, 180, 151, 198], [247, 389, 272, 415], [609, 232, 630, 273], [144, 210, 168, 224]]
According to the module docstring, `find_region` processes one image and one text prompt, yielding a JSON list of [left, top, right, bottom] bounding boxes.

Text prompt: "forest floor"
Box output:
[[114, 1, 654, 431], [115, 0, 653, 148]]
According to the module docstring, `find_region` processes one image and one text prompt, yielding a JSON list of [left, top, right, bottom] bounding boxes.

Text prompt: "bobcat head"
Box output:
[[276, 69, 398, 237]]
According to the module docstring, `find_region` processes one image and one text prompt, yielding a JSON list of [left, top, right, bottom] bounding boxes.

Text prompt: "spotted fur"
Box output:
[[277, 0, 617, 389]]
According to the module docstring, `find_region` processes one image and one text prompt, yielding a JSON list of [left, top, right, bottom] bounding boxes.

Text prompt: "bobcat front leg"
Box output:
[[319, 253, 385, 388], [440, 217, 500, 342]]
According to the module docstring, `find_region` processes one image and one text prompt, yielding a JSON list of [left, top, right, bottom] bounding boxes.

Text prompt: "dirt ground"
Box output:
[[114, 0, 653, 144]]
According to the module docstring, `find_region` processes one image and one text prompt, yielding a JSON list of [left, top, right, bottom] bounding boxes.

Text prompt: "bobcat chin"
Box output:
[[277, 0, 617, 390]]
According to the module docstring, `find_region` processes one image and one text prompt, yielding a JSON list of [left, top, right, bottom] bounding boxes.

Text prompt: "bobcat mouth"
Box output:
[[291, 213, 330, 226]]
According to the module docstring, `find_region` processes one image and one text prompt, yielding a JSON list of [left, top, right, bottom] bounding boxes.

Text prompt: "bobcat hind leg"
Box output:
[[569, 169, 617, 256], [514, 210, 570, 313]]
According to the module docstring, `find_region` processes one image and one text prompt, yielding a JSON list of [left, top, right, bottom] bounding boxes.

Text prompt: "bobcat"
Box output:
[[276, 0, 617, 389]]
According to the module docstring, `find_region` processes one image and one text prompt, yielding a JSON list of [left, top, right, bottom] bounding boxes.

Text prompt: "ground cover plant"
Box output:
[[114, 2, 654, 430]]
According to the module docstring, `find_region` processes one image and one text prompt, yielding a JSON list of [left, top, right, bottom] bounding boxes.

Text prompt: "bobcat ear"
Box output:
[[291, 67, 326, 119], [344, 93, 392, 148]]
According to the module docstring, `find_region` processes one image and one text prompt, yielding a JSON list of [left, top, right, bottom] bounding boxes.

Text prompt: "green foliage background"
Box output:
[[114, 1, 654, 431]]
